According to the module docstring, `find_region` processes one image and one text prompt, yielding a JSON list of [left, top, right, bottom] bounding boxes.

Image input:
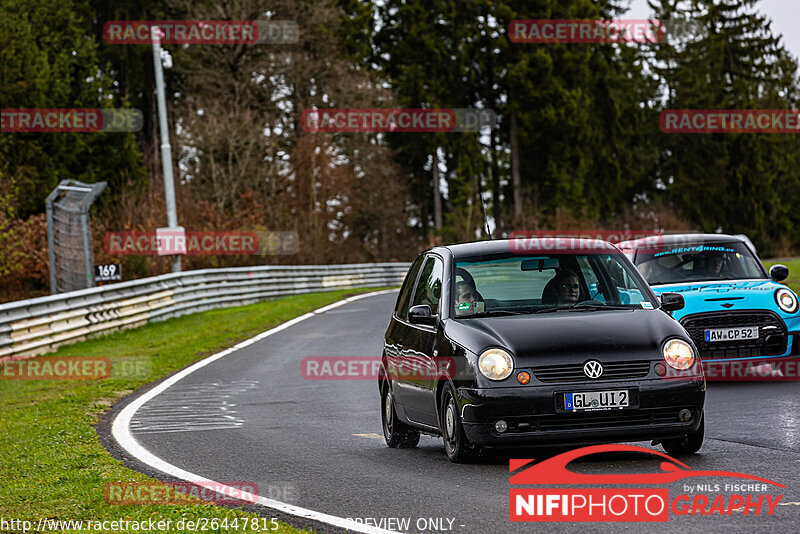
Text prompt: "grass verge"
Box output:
[[0, 288, 388, 533]]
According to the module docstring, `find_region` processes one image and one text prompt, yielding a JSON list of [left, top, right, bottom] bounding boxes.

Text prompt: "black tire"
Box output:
[[440, 384, 479, 463], [381, 382, 420, 448], [662, 416, 704, 456]]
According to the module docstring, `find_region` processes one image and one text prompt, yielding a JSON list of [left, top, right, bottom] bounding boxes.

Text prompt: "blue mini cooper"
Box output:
[[617, 234, 799, 361]]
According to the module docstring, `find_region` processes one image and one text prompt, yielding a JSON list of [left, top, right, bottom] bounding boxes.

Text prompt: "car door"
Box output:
[[398, 254, 443, 427], [385, 255, 426, 418]]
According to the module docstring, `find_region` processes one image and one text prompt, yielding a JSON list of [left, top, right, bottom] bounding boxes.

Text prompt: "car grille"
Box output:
[[532, 360, 651, 383], [680, 311, 787, 359], [493, 406, 697, 434]]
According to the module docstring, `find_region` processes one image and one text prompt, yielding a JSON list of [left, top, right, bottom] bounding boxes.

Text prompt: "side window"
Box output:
[[602, 256, 645, 304], [576, 256, 600, 298], [395, 255, 425, 317], [618, 263, 645, 304], [410, 256, 444, 314]]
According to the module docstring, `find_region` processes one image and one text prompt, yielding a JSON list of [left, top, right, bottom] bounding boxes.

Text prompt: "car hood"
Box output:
[[445, 309, 686, 366], [649, 279, 789, 321]]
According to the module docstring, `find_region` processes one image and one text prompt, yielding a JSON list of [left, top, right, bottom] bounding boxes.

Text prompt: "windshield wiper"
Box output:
[[474, 309, 526, 317], [569, 303, 632, 311], [532, 307, 560, 314]]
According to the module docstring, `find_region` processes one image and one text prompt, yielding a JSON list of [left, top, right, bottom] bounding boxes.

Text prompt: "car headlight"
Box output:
[[478, 348, 514, 381], [662, 339, 695, 370], [775, 288, 798, 313]]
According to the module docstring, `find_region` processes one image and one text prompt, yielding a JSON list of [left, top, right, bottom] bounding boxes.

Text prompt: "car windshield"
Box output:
[[633, 242, 767, 285], [452, 252, 655, 317]]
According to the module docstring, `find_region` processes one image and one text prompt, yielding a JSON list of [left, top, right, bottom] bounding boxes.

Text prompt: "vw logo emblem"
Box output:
[[583, 360, 603, 379]]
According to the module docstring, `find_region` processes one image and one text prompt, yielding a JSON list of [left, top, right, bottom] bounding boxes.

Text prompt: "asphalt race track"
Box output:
[[106, 291, 800, 533]]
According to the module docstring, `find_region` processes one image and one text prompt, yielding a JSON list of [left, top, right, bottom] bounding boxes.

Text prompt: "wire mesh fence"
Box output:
[[46, 180, 107, 293]]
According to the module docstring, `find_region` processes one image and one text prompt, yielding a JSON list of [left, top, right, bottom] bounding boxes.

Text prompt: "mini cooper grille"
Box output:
[[680, 311, 787, 359], [492, 406, 697, 434], [532, 361, 651, 383]]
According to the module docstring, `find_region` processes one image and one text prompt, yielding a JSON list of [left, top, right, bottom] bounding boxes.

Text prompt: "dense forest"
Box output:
[[2, 0, 800, 301]]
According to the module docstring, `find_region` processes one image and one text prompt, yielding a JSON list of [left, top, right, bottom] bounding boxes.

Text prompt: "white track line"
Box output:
[[112, 290, 399, 534]]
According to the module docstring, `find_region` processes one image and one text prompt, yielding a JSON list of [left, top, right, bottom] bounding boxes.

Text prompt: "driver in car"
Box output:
[[551, 270, 582, 306], [705, 255, 725, 276], [454, 281, 482, 316]]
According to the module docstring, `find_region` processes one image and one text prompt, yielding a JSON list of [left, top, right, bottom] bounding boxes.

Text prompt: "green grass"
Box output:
[[763, 258, 800, 293], [0, 288, 387, 533]]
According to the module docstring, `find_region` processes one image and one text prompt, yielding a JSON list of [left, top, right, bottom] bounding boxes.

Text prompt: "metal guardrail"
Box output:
[[0, 263, 409, 359]]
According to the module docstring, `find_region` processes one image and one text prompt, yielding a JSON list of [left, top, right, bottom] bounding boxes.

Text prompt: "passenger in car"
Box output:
[[704, 255, 725, 276], [637, 261, 658, 281]]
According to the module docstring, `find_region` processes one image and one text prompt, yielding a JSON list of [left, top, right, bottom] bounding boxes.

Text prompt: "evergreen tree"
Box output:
[[649, 0, 800, 252], [0, 0, 145, 218]]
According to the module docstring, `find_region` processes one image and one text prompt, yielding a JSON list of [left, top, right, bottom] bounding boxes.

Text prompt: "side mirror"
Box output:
[[408, 304, 437, 326], [660, 292, 685, 312], [769, 264, 789, 282]]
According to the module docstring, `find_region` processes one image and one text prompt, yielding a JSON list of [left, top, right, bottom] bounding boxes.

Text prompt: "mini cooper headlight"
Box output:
[[775, 288, 798, 313], [662, 339, 695, 370], [478, 348, 514, 381]]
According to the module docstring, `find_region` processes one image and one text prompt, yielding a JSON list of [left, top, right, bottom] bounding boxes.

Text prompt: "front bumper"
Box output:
[[459, 376, 705, 447]]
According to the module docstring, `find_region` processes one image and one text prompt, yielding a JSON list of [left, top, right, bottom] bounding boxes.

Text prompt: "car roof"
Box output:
[[433, 238, 617, 259], [617, 233, 744, 249]]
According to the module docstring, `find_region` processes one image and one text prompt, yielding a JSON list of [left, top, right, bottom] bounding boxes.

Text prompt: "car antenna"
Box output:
[[477, 178, 493, 239]]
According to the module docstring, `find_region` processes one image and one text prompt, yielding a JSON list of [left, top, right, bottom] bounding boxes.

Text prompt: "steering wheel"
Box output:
[[575, 299, 606, 306], [666, 257, 695, 271], [682, 273, 710, 279]]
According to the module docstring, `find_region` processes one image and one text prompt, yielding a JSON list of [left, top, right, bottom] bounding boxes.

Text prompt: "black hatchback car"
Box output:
[[379, 238, 706, 462]]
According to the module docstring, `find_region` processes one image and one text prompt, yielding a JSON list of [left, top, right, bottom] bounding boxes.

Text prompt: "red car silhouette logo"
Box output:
[[510, 444, 785, 487]]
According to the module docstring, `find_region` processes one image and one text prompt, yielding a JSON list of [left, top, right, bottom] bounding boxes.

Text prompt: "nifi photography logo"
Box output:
[[509, 444, 785, 522]]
